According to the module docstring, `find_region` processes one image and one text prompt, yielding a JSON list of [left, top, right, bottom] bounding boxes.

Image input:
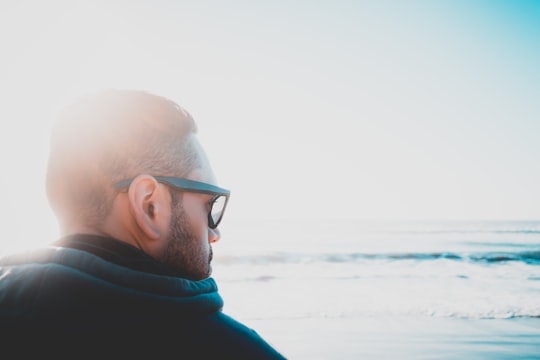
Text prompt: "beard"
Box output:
[[159, 192, 213, 281]]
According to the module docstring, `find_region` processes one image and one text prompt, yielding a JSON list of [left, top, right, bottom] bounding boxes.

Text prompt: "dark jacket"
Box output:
[[0, 234, 286, 359]]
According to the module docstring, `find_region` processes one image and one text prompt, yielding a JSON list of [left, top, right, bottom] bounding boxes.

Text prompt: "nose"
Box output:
[[208, 227, 221, 243]]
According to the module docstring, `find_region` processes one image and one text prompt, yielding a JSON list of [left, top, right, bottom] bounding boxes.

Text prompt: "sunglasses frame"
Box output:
[[113, 176, 230, 229]]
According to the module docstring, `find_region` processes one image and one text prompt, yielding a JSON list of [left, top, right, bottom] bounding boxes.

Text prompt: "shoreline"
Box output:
[[241, 315, 540, 359]]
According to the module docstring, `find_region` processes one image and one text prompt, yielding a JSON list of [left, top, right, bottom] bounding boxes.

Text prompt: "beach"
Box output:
[[243, 316, 540, 359]]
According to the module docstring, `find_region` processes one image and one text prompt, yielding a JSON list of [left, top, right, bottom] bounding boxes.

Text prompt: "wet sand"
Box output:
[[243, 315, 540, 359]]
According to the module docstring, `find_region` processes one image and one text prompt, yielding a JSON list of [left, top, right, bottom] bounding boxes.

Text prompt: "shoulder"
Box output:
[[179, 312, 287, 359]]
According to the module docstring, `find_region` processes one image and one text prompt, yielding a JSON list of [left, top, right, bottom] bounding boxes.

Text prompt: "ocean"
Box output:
[[212, 219, 540, 359], [2, 218, 538, 358]]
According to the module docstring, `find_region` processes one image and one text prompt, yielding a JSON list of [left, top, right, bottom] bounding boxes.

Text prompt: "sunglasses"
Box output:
[[113, 176, 230, 229]]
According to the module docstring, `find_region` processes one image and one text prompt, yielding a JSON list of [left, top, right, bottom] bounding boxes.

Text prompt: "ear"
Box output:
[[127, 174, 168, 240]]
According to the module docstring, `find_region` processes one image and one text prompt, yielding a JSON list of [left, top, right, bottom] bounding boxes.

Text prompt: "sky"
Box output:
[[0, 0, 539, 251]]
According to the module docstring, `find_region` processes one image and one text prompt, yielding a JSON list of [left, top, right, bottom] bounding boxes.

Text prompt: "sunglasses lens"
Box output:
[[210, 196, 227, 227]]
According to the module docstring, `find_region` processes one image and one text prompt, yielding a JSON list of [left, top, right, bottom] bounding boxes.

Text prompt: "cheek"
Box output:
[[182, 194, 210, 242]]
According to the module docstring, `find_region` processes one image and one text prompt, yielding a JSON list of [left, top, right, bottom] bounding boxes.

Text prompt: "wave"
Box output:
[[240, 312, 540, 320], [463, 242, 536, 248], [215, 250, 540, 265], [386, 229, 540, 235], [379, 229, 540, 236]]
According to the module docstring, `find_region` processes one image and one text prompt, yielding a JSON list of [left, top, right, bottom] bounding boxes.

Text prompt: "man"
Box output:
[[0, 89, 286, 358]]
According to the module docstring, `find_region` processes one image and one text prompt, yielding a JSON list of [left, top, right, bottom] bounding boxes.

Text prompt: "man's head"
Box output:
[[46, 89, 227, 279]]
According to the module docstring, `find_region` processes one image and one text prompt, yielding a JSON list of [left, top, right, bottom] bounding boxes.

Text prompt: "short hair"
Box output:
[[46, 89, 199, 228]]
